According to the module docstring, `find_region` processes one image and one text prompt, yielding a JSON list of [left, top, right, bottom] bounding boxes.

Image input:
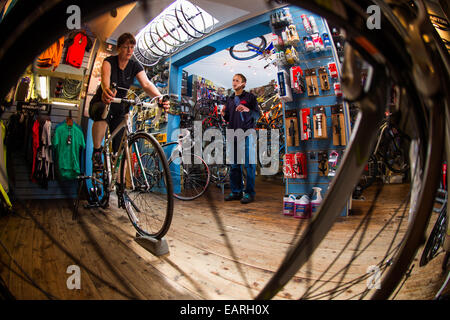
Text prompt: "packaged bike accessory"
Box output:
[[277, 70, 293, 102], [283, 7, 293, 24], [334, 82, 343, 97], [276, 51, 288, 65], [290, 66, 305, 94], [313, 106, 327, 139], [328, 151, 339, 177], [283, 194, 296, 216], [311, 33, 323, 52], [318, 151, 328, 176], [331, 104, 346, 146], [318, 67, 330, 91], [285, 110, 299, 147], [281, 27, 288, 44], [283, 153, 296, 179], [322, 33, 332, 50], [294, 194, 311, 219], [310, 187, 323, 215], [272, 33, 283, 49], [294, 152, 307, 178], [305, 69, 319, 97], [328, 62, 338, 78], [288, 24, 300, 44], [300, 108, 311, 140], [301, 14, 312, 34], [309, 15, 319, 34], [285, 46, 299, 64], [303, 36, 314, 52]]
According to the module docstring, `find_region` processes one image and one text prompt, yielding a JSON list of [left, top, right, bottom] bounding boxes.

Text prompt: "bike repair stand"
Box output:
[[72, 175, 104, 220], [135, 233, 169, 256]]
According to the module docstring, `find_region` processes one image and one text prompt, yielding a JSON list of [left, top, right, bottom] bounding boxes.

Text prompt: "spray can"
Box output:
[[311, 187, 323, 215], [283, 194, 296, 216], [294, 195, 311, 219], [309, 16, 319, 34], [301, 14, 312, 33]]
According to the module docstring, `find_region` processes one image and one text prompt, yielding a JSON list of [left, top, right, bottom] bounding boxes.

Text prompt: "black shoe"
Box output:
[[92, 151, 103, 171], [224, 192, 242, 201], [240, 193, 254, 204]]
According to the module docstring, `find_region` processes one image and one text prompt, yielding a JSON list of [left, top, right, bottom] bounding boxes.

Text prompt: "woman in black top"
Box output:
[[89, 32, 168, 170]]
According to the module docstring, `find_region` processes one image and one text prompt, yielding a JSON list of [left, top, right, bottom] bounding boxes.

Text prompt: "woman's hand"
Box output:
[[221, 106, 226, 117], [158, 96, 170, 112], [102, 87, 116, 104]]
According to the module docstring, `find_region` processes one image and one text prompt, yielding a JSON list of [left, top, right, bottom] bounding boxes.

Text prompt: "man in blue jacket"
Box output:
[[221, 74, 258, 204]]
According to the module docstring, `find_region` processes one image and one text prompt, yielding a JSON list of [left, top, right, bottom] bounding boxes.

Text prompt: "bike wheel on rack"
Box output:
[[120, 132, 174, 239], [229, 36, 267, 61], [379, 129, 410, 174]]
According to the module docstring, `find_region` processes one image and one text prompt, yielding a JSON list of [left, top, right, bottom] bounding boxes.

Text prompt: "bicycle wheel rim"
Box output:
[[179, 0, 208, 36], [169, 153, 210, 200], [162, 13, 189, 47], [175, 1, 203, 39], [120, 132, 174, 239], [229, 36, 267, 61]]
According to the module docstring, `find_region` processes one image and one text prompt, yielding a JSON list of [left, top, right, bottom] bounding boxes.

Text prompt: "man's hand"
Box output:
[[102, 87, 116, 104], [221, 106, 226, 117], [236, 104, 250, 112], [158, 96, 170, 112]]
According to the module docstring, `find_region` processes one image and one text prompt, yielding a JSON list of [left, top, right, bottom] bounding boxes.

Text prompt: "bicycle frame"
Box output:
[[102, 113, 149, 194]]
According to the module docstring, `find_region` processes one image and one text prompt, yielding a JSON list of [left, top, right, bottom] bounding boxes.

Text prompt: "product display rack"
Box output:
[[271, 6, 352, 217]]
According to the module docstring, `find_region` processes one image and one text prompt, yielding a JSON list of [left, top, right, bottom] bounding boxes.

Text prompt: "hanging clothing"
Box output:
[[36, 36, 65, 71], [31, 119, 40, 180], [52, 122, 85, 180], [65, 31, 92, 68]]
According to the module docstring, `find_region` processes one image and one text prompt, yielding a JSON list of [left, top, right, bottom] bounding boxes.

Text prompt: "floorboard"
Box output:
[[0, 177, 448, 300]]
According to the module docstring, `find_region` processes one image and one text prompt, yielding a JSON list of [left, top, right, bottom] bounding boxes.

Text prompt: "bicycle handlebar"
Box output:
[[110, 94, 169, 109]]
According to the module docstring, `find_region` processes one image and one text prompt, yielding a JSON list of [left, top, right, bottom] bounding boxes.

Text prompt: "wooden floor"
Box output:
[[0, 177, 448, 300]]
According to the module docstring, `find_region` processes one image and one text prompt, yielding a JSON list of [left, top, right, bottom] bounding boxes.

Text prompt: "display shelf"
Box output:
[[272, 6, 351, 216]]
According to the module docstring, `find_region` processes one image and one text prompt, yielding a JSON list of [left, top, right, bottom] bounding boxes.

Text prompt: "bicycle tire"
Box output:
[[119, 132, 174, 239], [169, 151, 211, 201], [1, 0, 449, 301], [379, 129, 410, 174], [175, 1, 203, 39], [229, 36, 267, 61], [162, 13, 189, 47], [202, 122, 229, 183], [179, 0, 211, 36], [419, 201, 447, 266]]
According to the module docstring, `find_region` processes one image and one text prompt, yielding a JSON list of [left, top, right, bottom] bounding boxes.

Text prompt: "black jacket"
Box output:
[[223, 90, 258, 130]]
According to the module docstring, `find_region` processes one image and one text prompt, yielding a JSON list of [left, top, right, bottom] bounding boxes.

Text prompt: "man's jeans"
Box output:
[[227, 134, 256, 197]]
